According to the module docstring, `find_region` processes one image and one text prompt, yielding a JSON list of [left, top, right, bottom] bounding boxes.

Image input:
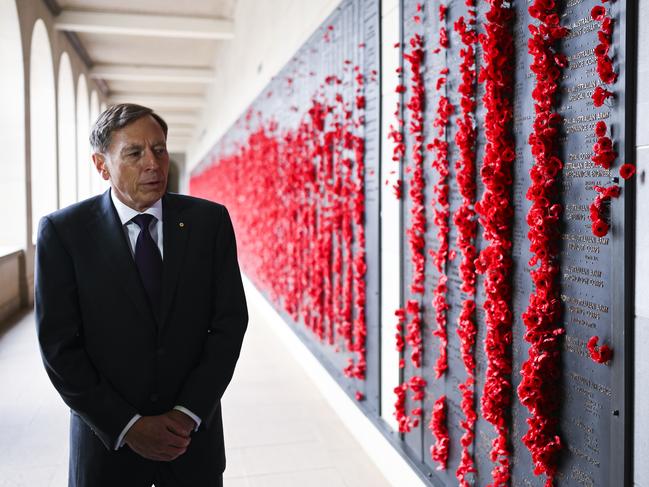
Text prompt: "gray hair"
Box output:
[[89, 103, 168, 153]]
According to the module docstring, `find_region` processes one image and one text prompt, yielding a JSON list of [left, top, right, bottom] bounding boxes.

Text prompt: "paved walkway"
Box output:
[[0, 300, 389, 486]]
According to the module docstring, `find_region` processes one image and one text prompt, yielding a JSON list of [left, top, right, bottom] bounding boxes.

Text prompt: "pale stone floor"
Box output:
[[0, 304, 390, 487]]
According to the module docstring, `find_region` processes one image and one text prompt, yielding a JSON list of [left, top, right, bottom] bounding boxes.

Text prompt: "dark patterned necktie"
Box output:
[[131, 214, 162, 316]]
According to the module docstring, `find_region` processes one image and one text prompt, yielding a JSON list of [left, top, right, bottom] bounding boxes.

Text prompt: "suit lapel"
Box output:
[[88, 190, 156, 330], [160, 194, 190, 332]]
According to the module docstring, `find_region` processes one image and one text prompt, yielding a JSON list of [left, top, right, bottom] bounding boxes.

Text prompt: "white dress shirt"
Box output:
[[110, 189, 202, 450]]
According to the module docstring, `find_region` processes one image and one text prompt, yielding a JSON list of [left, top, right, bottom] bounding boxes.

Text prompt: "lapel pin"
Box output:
[[179, 222, 185, 228]]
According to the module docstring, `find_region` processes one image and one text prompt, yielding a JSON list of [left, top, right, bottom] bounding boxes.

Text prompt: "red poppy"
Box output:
[[439, 4, 447, 21], [393, 383, 411, 432], [592, 86, 614, 107], [587, 336, 613, 363], [592, 219, 610, 237], [591, 6, 606, 21], [620, 163, 636, 179], [595, 120, 608, 137]]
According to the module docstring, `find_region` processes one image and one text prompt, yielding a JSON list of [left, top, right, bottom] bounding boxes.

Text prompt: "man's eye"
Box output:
[[128, 152, 140, 157]]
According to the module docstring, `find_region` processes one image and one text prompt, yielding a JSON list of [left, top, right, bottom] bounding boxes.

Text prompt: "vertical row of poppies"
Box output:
[[427, 1, 452, 471], [589, 2, 635, 239], [517, 1, 568, 485], [475, 1, 516, 485], [393, 19, 430, 434], [451, 2, 480, 484]]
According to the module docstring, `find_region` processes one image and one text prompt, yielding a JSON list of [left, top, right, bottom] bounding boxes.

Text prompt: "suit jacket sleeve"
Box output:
[[176, 205, 248, 428], [34, 216, 138, 450]]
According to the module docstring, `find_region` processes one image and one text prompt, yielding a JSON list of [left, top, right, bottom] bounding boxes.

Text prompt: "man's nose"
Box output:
[[143, 147, 160, 169]]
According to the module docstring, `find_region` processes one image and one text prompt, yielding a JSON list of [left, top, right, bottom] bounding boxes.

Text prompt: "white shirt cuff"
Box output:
[[173, 405, 201, 431], [115, 413, 141, 450]]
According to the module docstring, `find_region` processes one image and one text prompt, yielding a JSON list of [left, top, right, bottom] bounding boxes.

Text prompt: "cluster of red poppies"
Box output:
[[426, 2, 452, 470], [190, 66, 368, 392], [392, 304, 411, 431], [589, 3, 618, 237], [588, 3, 634, 240], [388, 89, 405, 201], [434, 4, 449, 54], [405, 299, 424, 368], [393, 374, 428, 433], [592, 86, 613, 108], [404, 32, 427, 297], [393, 381, 410, 432], [456, 298, 478, 485], [309, 97, 353, 350], [517, 2, 569, 485], [590, 181, 620, 237], [586, 2, 631, 369], [347, 67, 369, 381], [427, 12, 453, 382], [403, 31, 426, 373], [393, 29, 428, 434], [431, 272, 449, 378], [429, 395, 449, 469], [473, 1, 516, 485], [592, 5, 617, 85], [451, 5, 480, 484], [587, 336, 614, 363]]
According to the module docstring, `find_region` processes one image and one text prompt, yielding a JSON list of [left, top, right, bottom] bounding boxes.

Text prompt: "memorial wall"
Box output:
[[190, 0, 633, 485], [190, 0, 383, 415]]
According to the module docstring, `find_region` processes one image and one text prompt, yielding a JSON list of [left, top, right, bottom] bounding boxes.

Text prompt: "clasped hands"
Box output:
[[124, 409, 196, 462]]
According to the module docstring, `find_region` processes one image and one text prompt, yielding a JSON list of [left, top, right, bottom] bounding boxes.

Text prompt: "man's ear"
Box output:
[[92, 152, 110, 181]]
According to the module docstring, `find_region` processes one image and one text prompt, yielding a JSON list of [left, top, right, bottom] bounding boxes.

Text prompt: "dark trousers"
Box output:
[[69, 413, 224, 487], [154, 464, 223, 487], [153, 463, 223, 487]]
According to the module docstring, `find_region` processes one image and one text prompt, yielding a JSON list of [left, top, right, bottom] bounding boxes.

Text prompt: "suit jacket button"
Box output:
[[150, 393, 159, 402], [157, 347, 165, 356]]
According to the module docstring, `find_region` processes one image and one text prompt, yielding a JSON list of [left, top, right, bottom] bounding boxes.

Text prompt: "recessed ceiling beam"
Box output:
[[168, 126, 196, 136], [167, 144, 189, 153], [166, 134, 193, 141], [91, 65, 215, 84], [155, 113, 200, 126], [109, 93, 204, 109], [167, 137, 193, 151], [54, 10, 234, 40]]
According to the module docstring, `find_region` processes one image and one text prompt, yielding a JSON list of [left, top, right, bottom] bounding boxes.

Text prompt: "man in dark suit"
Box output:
[[34, 103, 248, 487]]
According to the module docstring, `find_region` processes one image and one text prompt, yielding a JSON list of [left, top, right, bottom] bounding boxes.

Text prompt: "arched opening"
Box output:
[[29, 19, 57, 243], [0, 0, 26, 249], [57, 52, 76, 208], [76, 74, 90, 200], [89, 90, 99, 128], [89, 90, 106, 195]]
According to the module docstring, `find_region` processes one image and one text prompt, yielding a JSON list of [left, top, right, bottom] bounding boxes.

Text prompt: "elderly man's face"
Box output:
[[93, 115, 169, 212]]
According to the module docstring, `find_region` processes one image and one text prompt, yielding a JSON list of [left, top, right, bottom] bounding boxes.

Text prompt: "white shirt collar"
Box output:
[[110, 188, 163, 226]]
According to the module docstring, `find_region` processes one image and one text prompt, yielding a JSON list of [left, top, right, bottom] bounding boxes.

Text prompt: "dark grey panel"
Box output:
[[397, 0, 630, 485]]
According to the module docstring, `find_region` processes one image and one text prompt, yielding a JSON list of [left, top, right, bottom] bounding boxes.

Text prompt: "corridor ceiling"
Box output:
[[52, 0, 237, 153]]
